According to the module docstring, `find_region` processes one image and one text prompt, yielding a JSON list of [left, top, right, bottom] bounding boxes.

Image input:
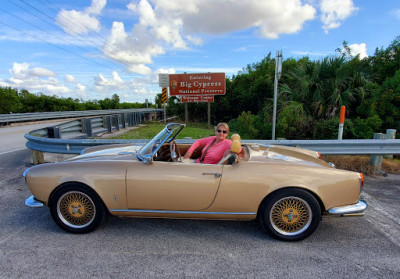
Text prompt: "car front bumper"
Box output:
[[25, 195, 44, 208], [327, 199, 367, 216]]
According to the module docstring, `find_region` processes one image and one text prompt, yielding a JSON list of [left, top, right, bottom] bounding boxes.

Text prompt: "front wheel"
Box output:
[[259, 188, 321, 241], [49, 184, 106, 233]]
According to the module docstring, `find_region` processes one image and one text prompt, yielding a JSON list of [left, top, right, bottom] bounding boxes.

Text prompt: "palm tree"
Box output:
[[281, 56, 369, 119]]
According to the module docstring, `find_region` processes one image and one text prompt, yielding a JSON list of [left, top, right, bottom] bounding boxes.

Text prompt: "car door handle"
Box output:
[[202, 172, 222, 178]]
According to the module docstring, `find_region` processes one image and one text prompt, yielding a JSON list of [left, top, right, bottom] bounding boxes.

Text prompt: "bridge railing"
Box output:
[[0, 108, 163, 124]]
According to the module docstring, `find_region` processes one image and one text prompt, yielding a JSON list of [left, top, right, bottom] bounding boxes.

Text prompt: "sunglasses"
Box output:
[[217, 129, 228, 134]]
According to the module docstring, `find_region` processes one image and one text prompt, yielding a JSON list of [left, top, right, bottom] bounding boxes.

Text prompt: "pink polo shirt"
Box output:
[[187, 136, 232, 164]]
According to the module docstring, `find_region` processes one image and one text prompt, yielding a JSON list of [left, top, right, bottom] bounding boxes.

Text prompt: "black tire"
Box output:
[[259, 188, 321, 241], [49, 184, 106, 234]]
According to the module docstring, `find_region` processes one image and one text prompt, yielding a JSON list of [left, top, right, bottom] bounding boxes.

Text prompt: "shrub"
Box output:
[[228, 111, 259, 139]]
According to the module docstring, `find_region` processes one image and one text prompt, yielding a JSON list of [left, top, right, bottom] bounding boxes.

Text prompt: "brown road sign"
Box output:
[[181, 95, 214, 103], [169, 73, 225, 96]]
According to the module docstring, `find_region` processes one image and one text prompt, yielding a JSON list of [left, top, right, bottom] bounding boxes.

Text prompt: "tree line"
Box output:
[[161, 36, 400, 139], [0, 90, 150, 114]]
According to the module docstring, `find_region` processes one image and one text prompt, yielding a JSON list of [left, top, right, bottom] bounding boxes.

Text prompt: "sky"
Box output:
[[0, 0, 399, 104]]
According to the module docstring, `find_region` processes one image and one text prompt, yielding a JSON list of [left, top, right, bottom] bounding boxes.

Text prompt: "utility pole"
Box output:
[[272, 50, 282, 140]]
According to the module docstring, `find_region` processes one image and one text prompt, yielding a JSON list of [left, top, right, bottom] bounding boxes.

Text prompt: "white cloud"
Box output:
[[85, 0, 107, 15], [76, 83, 87, 94], [349, 43, 368, 59], [320, 0, 358, 33], [95, 71, 133, 91], [0, 63, 162, 103], [56, 0, 106, 35], [65, 74, 77, 83], [102, 21, 165, 75], [93, 71, 157, 101], [0, 63, 71, 94], [103, 0, 316, 75], [139, 0, 316, 39]]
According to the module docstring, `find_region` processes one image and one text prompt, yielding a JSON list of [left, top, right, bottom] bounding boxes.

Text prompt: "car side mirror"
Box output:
[[142, 154, 153, 164]]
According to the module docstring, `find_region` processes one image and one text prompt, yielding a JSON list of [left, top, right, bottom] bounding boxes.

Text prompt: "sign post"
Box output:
[[161, 87, 167, 123], [338, 106, 346, 140], [272, 50, 283, 140], [208, 103, 211, 128]]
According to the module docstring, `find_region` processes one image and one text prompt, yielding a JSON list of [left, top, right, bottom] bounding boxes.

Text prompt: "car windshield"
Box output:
[[137, 123, 185, 162]]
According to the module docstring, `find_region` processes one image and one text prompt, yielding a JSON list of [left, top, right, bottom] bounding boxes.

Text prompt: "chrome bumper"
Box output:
[[327, 199, 367, 216], [25, 195, 44, 208]]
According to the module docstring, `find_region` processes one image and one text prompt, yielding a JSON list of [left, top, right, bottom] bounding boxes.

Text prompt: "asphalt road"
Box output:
[[0, 121, 67, 155], [0, 125, 399, 278]]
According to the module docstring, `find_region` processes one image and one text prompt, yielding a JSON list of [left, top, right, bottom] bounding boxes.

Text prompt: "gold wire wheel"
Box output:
[[270, 196, 312, 236], [57, 191, 96, 229]]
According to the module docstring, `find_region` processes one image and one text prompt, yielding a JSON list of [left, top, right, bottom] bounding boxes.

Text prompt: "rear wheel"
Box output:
[[259, 188, 321, 241], [49, 184, 106, 233]]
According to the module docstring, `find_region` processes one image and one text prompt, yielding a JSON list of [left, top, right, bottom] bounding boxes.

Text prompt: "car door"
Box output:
[[126, 161, 223, 211]]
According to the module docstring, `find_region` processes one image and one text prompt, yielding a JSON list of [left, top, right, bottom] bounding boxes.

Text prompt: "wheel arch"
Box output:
[[257, 186, 326, 219], [48, 181, 108, 212]]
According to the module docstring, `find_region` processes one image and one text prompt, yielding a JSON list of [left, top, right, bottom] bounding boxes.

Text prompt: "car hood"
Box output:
[[67, 145, 142, 162]]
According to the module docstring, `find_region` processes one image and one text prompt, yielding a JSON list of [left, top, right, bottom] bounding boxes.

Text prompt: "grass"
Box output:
[[322, 155, 400, 175], [110, 122, 215, 140], [109, 122, 400, 175]]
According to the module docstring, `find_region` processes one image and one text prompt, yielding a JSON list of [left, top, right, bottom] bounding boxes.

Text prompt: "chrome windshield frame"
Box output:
[[137, 123, 185, 162]]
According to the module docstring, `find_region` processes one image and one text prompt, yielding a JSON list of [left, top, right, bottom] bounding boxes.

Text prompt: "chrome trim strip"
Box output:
[[25, 195, 44, 207], [327, 199, 367, 215], [23, 168, 29, 178], [109, 209, 256, 215]]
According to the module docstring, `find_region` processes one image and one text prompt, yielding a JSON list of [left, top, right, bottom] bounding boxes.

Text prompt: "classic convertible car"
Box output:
[[24, 123, 367, 241]]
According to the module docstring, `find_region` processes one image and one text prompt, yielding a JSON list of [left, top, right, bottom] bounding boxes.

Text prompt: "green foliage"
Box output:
[[276, 102, 311, 139], [371, 70, 400, 131], [313, 115, 382, 139], [370, 36, 400, 84], [313, 118, 340, 139], [0, 89, 149, 114], [111, 122, 214, 139], [0, 87, 22, 114], [280, 55, 369, 120], [228, 111, 259, 139], [352, 115, 383, 139]]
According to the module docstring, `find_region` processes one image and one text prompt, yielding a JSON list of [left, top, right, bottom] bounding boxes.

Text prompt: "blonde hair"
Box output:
[[215, 122, 229, 134]]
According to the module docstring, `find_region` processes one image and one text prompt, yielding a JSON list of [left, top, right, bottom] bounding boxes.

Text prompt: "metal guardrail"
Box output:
[[27, 110, 163, 140], [24, 133, 400, 156], [23, 116, 399, 171], [0, 108, 162, 124]]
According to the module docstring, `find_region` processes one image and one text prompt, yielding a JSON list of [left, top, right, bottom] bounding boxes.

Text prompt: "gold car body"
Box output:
[[24, 139, 363, 221]]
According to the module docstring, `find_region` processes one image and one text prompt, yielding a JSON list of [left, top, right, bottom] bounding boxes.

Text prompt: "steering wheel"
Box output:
[[170, 140, 182, 162]]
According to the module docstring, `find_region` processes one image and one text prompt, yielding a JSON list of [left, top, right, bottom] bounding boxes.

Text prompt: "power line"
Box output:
[[5, 0, 102, 58], [2, 1, 159, 75], [0, 18, 116, 71], [14, 0, 104, 50], [32, 0, 134, 60], [32, 0, 158, 72]]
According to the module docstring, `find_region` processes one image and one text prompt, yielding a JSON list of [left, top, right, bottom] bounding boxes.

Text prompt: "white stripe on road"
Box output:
[[362, 191, 400, 247], [0, 148, 27, 156]]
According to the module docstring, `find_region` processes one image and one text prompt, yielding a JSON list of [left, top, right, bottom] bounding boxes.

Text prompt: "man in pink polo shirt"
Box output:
[[183, 123, 231, 164]]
